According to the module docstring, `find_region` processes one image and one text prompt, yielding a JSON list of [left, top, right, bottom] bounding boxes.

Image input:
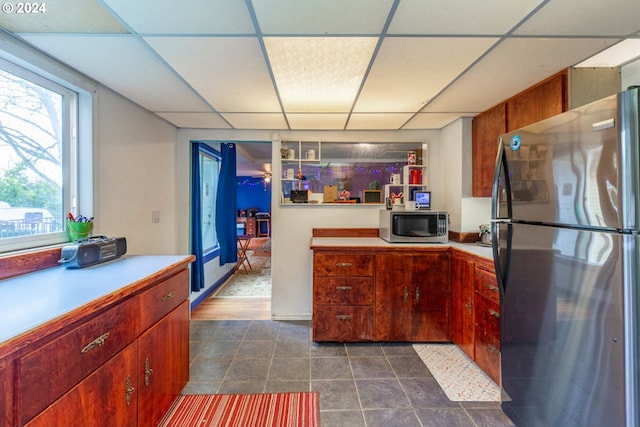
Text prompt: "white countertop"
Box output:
[[0, 255, 192, 346], [310, 237, 493, 260]]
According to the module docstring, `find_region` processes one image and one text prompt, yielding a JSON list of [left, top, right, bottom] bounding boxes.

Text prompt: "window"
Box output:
[[0, 58, 83, 252], [199, 146, 220, 255]]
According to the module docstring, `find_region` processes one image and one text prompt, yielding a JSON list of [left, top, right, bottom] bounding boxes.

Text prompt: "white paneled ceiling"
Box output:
[[2, 0, 639, 132]]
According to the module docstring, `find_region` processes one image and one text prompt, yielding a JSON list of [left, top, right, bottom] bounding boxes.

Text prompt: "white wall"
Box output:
[[94, 87, 181, 255], [439, 118, 491, 234]]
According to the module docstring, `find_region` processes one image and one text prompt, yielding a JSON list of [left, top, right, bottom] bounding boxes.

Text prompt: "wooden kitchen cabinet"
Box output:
[[472, 102, 506, 197], [312, 251, 375, 341], [25, 342, 139, 427], [451, 252, 475, 359], [0, 256, 193, 427], [0, 357, 10, 427], [137, 301, 190, 427], [472, 71, 568, 197], [474, 262, 501, 385], [375, 251, 451, 342]]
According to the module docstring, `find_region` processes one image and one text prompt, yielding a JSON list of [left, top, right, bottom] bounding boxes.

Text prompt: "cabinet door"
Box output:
[[0, 357, 10, 427], [25, 342, 138, 427], [451, 254, 475, 358], [472, 103, 506, 197], [411, 252, 451, 342], [506, 72, 566, 131], [375, 253, 412, 341], [137, 301, 190, 427]]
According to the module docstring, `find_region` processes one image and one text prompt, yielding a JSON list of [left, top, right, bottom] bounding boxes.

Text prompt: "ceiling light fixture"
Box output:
[[264, 37, 377, 112]]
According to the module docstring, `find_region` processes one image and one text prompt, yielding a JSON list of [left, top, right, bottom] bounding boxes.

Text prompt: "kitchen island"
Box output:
[[310, 231, 500, 384], [0, 254, 194, 427]]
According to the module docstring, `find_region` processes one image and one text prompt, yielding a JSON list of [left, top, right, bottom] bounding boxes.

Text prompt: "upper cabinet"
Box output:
[[472, 68, 621, 197]]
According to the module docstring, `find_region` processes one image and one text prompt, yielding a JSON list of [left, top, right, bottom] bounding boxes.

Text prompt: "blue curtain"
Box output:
[[216, 142, 237, 265], [190, 142, 205, 291]]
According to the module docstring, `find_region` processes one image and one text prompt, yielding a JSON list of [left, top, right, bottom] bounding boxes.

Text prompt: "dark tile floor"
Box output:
[[186, 319, 515, 427]]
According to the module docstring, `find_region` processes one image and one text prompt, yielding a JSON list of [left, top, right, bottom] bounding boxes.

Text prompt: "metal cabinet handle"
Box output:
[[466, 297, 472, 315], [81, 332, 110, 354], [144, 357, 154, 386], [335, 286, 352, 291], [335, 262, 352, 267], [404, 286, 408, 301], [415, 286, 420, 303], [488, 285, 499, 292], [336, 314, 352, 320], [161, 291, 175, 301], [125, 375, 135, 406], [488, 344, 500, 354], [488, 309, 500, 318]]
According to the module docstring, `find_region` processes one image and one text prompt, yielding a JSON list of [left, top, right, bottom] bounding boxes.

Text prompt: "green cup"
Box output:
[[67, 219, 93, 241]]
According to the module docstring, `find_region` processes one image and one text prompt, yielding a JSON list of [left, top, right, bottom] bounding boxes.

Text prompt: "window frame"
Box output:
[[198, 144, 221, 262], [0, 55, 91, 253]]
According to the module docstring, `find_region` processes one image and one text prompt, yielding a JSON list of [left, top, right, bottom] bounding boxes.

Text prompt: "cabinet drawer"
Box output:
[[16, 297, 139, 425], [474, 328, 501, 385], [139, 269, 189, 333], [312, 305, 373, 342], [313, 253, 374, 277], [475, 267, 500, 304], [314, 277, 373, 305], [475, 294, 500, 340]]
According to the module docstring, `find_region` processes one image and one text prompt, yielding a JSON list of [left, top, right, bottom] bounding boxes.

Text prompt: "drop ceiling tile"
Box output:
[[155, 112, 231, 129], [220, 113, 288, 129], [286, 113, 348, 130], [514, 0, 640, 36], [389, 0, 544, 35], [424, 37, 621, 113], [265, 37, 377, 112], [101, 0, 254, 34], [1, 1, 127, 33], [20, 35, 211, 112], [252, 0, 393, 34], [402, 112, 475, 129], [354, 37, 496, 113], [145, 37, 281, 113], [346, 113, 413, 130]]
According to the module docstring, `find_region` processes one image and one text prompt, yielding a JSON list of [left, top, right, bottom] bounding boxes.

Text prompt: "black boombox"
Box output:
[[59, 235, 127, 268]]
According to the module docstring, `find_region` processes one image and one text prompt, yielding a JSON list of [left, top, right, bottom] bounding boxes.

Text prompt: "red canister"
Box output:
[[409, 169, 422, 184]]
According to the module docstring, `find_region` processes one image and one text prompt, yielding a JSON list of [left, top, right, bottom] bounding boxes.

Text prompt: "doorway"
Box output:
[[192, 141, 272, 320]]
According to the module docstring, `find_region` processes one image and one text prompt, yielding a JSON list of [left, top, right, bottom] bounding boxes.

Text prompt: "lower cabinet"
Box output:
[[375, 252, 451, 342], [137, 301, 190, 427], [312, 252, 374, 342], [25, 342, 139, 427], [450, 252, 502, 385], [7, 263, 191, 427], [0, 357, 10, 427], [451, 252, 475, 359]]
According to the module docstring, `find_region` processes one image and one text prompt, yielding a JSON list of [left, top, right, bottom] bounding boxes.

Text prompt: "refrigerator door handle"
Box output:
[[492, 221, 512, 295], [491, 139, 513, 220]]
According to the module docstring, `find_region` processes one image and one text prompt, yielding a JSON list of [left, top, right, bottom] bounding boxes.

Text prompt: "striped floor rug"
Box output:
[[158, 392, 320, 427]]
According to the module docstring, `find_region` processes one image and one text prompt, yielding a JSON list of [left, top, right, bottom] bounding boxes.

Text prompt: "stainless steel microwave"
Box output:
[[379, 210, 449, 243]]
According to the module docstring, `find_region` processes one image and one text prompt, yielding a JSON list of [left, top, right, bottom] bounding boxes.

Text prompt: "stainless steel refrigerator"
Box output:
[[492, 88, 639, 427]]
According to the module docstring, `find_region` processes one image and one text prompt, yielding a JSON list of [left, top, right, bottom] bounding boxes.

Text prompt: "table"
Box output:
[[236, 234, 253, 272]]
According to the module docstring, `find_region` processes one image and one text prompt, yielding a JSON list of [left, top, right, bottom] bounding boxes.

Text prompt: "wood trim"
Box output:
[[0, 247, 62, 281], [448, 231, 480, 244], [312, 228, 379, 238]]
